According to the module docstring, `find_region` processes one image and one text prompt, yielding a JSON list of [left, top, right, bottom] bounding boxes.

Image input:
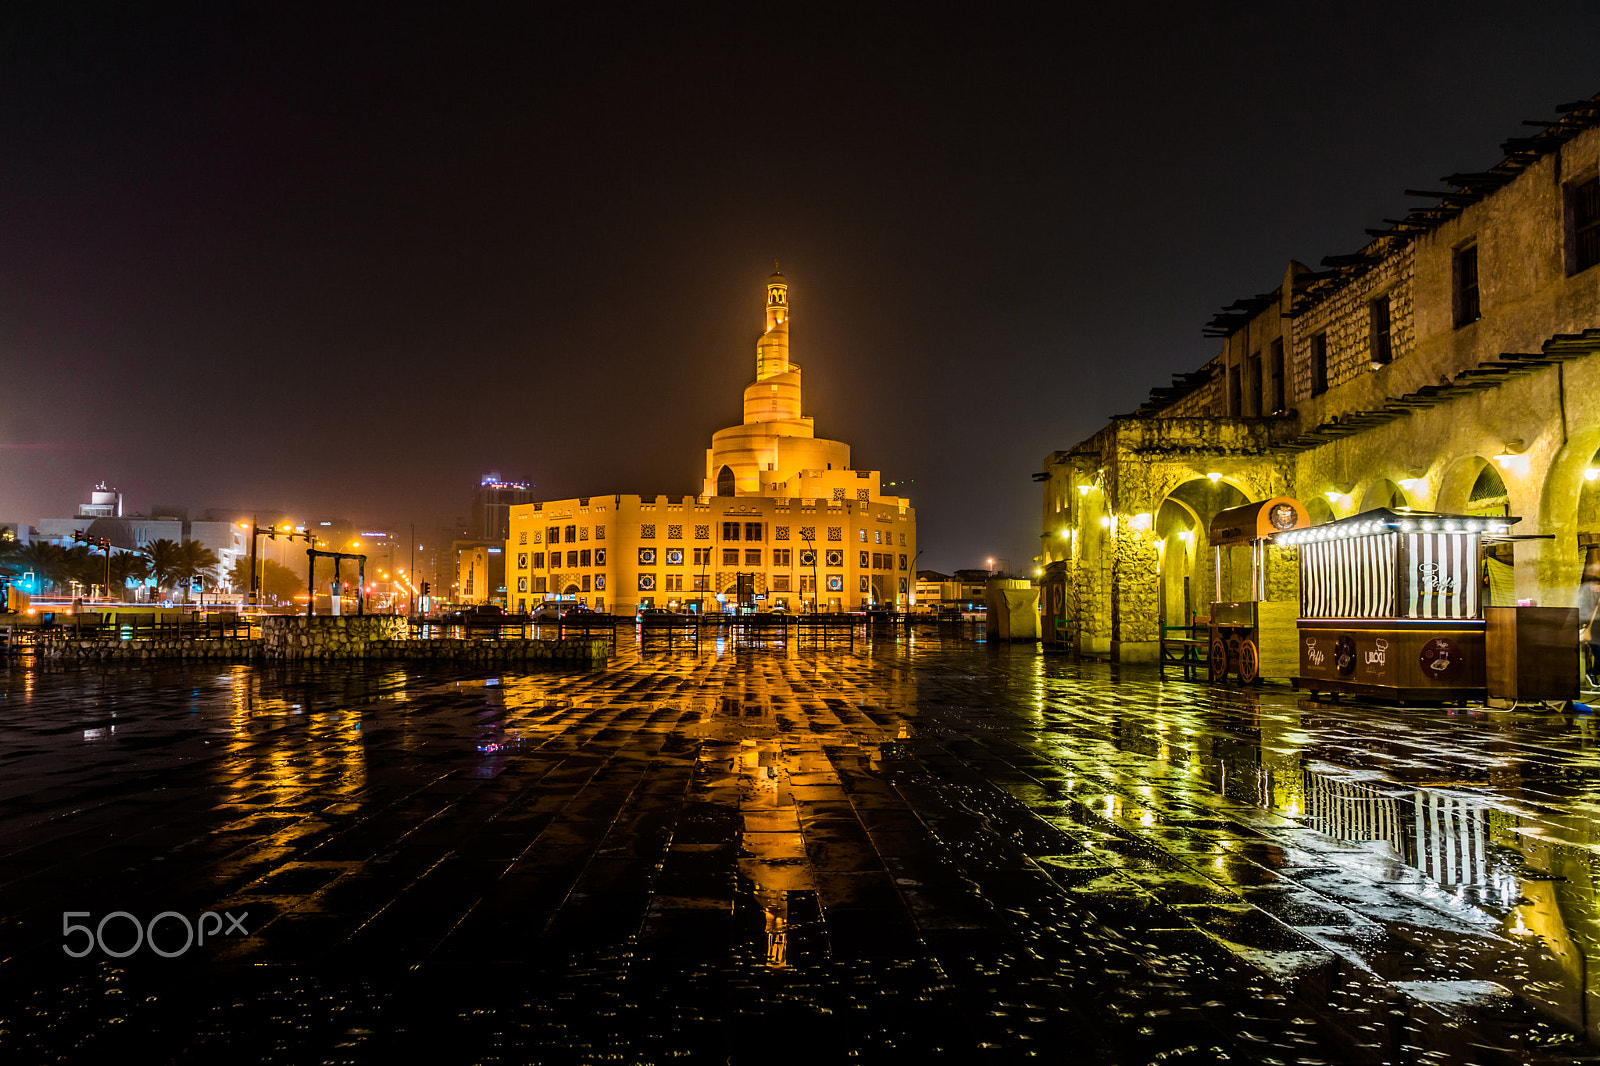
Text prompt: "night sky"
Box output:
[[3, 6, 1598, 572]]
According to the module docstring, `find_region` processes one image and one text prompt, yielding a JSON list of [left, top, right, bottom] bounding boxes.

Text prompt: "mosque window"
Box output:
[[548, 526, 560, 545], [827, 575, 843, 592], [874, 530, 881, 544], [800, 526, 815, 542], [668, 524, 683, 539], [567, 551, 578, 567], [549, 554, 558, 570], [899, 578, 907, 595], [580, 527, 589, 541], [666, 549, 684, 565], [519, 531, 528, 545], [723, 548, 739, 566], [638, 574, 656, 591], [640, 524, 656, 539], [579, 550, 591, 567], [517, 553, 528, 570], [744, 550, 761, 566], [774, 549, 791, 566], [517, 577, 527, 593], [900, 554, 908, 570], [799, 550, 817, 567], [535, 577, 547, 593], [582, 575, 591, 592], [900, 533, 906, 546], [565, 525, 577, 542], [828, 527, 842, 541], [639, 547, 657, 565], [693, 575, 709, 591], [695, 524, 710, 540], [532, 553, 544, 568], [832, 488, 845, 501], [773, 576, 791, 591], [861, 577, 870, 593], [1574, 175, 1600, 273], [745, 522, 763, 541], [825, 549, 843, 567], [694, 547, 712, 565], [857, 489, 868, 502], [595, 575, 606, 590], [860, 551, 870, 568], [532, 530, 541, 544], [595, 548, 606, 565], [722, 522, 741, 540], [858, 529, 867, 542], [595, 525, 605, 540], [775, 526, 789, 541]]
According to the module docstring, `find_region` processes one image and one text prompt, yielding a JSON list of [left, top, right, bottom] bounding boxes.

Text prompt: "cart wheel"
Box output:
[[1238, 638, 1260, 685], [1209, 636, 1229, 680]]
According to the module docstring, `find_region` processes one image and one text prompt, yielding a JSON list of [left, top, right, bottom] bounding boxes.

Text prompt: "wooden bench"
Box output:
[[1159, 622, 1211, 680]]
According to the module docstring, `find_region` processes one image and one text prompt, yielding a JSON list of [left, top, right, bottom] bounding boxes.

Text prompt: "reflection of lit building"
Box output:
[[505, 270, 917, 615]]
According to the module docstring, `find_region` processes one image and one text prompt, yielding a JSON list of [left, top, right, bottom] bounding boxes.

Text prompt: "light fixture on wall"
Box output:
[[1494, 440, 1526, 469], [1585, 467, 1598, 482], [1077, 484, 1091, 496], [1324, 482, 1354, 503], [1206, 471, 1223, 483], [1128, 513, 1153, 532], [1178, 530, 1195, 544]]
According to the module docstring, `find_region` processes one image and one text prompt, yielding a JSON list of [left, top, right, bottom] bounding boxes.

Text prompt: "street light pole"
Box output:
[[800, 530, 818, 614]]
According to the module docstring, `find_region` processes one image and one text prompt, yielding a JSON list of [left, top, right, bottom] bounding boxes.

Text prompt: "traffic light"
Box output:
[[420, 581, 431, 597]]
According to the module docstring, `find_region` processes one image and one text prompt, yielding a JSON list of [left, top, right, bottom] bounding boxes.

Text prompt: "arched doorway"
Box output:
[[716, 465, 736, 496], [1361, 478, 1408, 512], [1156, 478, 1250, 628]]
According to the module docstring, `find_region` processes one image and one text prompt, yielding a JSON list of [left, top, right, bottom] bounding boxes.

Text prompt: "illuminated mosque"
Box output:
[[498, 269, 918, 614]]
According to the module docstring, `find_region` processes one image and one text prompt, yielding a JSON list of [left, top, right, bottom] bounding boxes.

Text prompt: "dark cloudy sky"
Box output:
[[2, 5, 1598, 572]]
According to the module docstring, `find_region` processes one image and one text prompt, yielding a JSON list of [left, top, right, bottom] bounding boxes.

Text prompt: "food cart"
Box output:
[[1207, 497, 1311, 683], [1273, 508, 1519, 701]]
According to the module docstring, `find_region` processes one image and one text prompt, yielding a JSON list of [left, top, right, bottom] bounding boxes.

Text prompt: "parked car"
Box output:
[[532, 600, 587, 621]]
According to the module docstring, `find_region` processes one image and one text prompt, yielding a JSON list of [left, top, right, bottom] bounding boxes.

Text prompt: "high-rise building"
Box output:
[[472, 473, 536, 541]]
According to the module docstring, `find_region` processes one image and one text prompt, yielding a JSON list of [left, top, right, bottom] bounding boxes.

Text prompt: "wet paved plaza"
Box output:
[[4, 635, 1600, 1064]]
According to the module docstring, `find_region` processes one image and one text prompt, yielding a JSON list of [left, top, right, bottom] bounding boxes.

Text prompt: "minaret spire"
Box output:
[[757, 266, 790, 379]]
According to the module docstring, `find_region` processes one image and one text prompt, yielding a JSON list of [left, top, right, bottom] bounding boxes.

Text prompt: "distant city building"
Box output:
[[78, 482, 122, 518], [505, 270, 918, 614], [472, 473, 536, 542]]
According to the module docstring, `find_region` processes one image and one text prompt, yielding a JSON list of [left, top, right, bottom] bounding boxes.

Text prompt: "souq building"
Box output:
[[505, 270, 917, 615]]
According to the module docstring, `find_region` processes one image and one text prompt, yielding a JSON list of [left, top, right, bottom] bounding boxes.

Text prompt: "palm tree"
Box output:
[[174, 540, 221, 604], [15, 542, 68, 595], [108, 552, 150, 601], [143, 538, 184, 600]]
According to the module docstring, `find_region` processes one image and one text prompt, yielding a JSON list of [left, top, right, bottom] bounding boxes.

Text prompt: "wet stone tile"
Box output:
[[2, 644, 1599, 1062]]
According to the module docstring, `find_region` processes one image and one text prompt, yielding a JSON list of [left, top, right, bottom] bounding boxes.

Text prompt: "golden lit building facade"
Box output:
[[505, 270, 917, 614]]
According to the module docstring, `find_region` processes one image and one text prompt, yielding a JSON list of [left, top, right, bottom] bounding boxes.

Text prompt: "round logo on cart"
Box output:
[[1269, 503, 1298, 530], [1333, 636, 1357, 676], [1419, 637, 1462, 680]]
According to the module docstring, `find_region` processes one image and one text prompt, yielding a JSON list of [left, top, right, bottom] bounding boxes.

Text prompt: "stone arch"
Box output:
[[1305, 495, 1335, 526], [1537, 429, 1600, 600], [1361, 478, 1408, 512], [1436, 455, 1503, 516], [1155, 478, 1250, 626], [563, 583, 580, 596], [716, 465, 736, 497]]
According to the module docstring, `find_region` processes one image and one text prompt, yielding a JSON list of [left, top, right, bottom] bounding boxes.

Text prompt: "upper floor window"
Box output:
[[1269, 339, 1285, 413], [1228, 364, 1242, 416], [1245, 350, 1262, 416], [1571, 176, 1600, 275], [744, 522, 763, 542], [721, 521, 740, 541], [1370, 296, 1392, 366], [1454, 244, 1480, 327], [1310, 333, 1328, 397]]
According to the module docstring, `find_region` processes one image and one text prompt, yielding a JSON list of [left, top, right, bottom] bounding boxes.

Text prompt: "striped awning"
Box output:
[[1299, 535, 1397, 618], [1404, 532, 1479, 619]]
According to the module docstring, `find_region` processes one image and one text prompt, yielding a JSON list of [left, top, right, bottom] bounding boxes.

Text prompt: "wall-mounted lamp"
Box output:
[[1494, 440, 1526, 469], [1077, 484, 1091, 496], [1206, 472, 1223, 483], [1177, 530, 1195, 544], [1059, 529, 1071, 540], [1127, 512, 1153, 532], [1586, 467, 1599, 482], [1099, 515, 1111, 529]]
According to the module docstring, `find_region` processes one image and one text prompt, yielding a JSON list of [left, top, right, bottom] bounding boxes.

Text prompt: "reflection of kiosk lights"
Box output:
[[1207, 497, 1311, 684], [1274, 508, 1538, 701]]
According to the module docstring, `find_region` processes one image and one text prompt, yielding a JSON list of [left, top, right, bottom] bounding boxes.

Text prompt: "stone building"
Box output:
[[1040, 91, 1600, 661], [506, 270, 917, 616]]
